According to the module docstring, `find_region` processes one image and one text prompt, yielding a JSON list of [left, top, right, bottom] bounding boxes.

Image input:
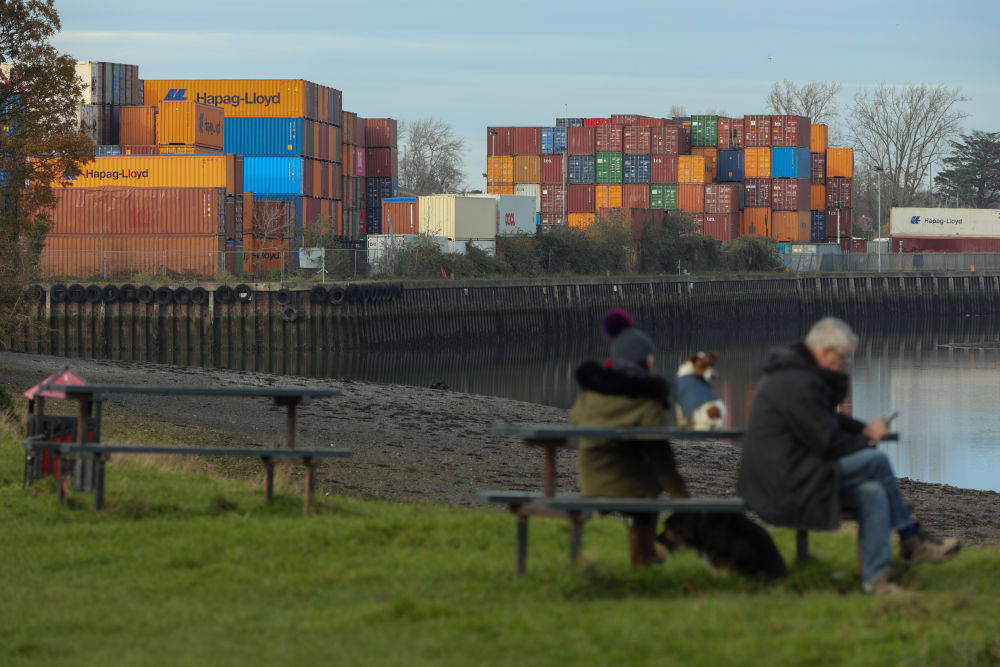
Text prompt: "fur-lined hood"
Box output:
[[574, 360, 671, 407]]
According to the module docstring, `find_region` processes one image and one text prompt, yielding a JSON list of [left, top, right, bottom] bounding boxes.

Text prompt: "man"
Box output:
[[738, 317, 961, 594]]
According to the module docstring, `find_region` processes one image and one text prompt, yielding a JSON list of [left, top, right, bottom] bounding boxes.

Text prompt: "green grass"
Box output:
[[1, 429, 999, 666]]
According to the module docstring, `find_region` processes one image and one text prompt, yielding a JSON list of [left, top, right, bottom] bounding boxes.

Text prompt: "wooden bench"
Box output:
[[24, 441, 352, 514]]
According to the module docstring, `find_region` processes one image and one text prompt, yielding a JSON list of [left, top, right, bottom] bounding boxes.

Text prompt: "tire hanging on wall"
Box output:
[[137, 285, 155, 304], [234, 283, 253, 303], [155, 286, 174, 306], [310, 285, 328, 304], [328, 286, 346, 305], [281, 306, 298, 323], [345, 284, 362, 303], [102, 285, 120, 303], [67, 284, 85, 303], [119, 284, 138, 303], [215, 285, 235, 305], [276, 288, 292, 305], [50, 284, 67, 303], [190, 287, 208, 305], [28, 285, 45, 302], [173, 287, 191, 305]]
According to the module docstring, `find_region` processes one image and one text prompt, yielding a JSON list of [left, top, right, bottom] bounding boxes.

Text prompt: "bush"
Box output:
[[724, 236, 785, 272]]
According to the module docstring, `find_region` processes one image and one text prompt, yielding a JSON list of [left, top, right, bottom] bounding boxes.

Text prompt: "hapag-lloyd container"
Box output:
[[771, 147, 810, 179], [42, 233, 221, 278], [487, 156, 514, 184], [595, 152, 623, 184], [514, 155, 541, 183], [568, 155, 595, 184], [889, 207, 1000, 238], [702, 213, 739, 242], [143, 80, 340, 122], [49, 187, 227, 236], [382, 197, 419, 235], [810, 152, 826, 184], [568, 126, 595, 154], [595, 185, 622, 209], [541, 126, 567, 154], [650, 185, 677, 210], [704, 184, 740, 213], [486, 127, 515, 155], [677, 184, 704, 212], [244, 157, 332, 196], [418, 195, 496, 239], [155, 101, 224, 149], [513, 127, 541, 155], [623, 126, 651, 154], [717, 150, 744, 182], [772, 179, 811, 211], [118, 106, 156, 146], [595, 124, 623, 152], [744, 178, 772, 208], [743, 115, 771, 147], [623, 184, 649, 209], [826, 177, 853, 207], [890, 236, 1000, 252], [223, 117, 308, 157], [771, 115, 810, 148], [650, 155, 678, 184], [623, 155, 650, 184], [540, 184, 566, 213], [60, 155, 243, 194], [540, 155, 564, 184], [364, 118, 397, 147], [567, 184, 596, 213]]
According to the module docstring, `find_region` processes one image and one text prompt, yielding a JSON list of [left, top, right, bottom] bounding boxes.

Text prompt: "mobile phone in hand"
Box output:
[[884, 411, 899, 425]]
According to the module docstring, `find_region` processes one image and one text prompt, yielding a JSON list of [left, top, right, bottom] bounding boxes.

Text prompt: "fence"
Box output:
[[784, 252, 1000, 273]]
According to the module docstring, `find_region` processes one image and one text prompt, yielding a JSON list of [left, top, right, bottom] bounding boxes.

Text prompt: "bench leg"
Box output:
[[302, 458, 315, 515], [568, 511, 584, 568], [262, 457, 275, 504], [516, 514, 528, 577], [94, 454, 107, 512], [796, 529, 809, 564]]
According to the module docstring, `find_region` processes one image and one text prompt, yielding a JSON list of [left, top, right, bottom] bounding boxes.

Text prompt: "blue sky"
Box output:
[[53, 0, 998, 188]]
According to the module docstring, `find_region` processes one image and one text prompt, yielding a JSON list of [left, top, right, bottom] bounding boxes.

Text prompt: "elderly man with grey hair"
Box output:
[[738, 317, 960, 594]]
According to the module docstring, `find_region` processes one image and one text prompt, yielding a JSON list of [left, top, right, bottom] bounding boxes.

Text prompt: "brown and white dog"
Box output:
[[674, 351, 727, 431]]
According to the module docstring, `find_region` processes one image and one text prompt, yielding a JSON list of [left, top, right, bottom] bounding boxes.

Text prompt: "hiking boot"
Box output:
[[901, 526, 962, 565], [862, 570, 908, 595]]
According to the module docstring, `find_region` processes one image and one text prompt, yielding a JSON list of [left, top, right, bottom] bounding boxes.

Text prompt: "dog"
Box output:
[[674, 352, 727, 430], [657, 512, 788, 580]]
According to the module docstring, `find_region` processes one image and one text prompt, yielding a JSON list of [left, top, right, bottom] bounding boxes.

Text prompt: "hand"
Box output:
[[862, 418, 889, 444]]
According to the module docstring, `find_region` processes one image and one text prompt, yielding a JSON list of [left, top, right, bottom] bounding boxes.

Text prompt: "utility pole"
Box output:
[[875, 165, 884, 270]]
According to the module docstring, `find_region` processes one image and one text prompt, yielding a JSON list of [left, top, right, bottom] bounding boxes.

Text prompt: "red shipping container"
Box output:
[[650, 122, 690, 155], [825, 207, 852, 238], [702, 213, 739, 242], [364, 118, 397, 147], [49, 187, 225, 236], [890, 237, 1000, 253], [717, 117, 744, 150], [611, 114, 641, 125], [568, 126, 595, 155], [540, 184, 566, 213], [365, 147, 397, 178], [584, 118, 610, 127], [514, 127, 541, 155], [539, 213, 565, 226], [486, 127, 515, 155], [623, 125, 651, 154], [540, 155, 564, 184], [351, 114, 365, 148], [840, 237, 867, 253], [743, 114, 771, 147], [826, 177, 853, 207], [595, 124, 623, 152], [567, 184, 596, 213], [690, 213, 705, 231], [623, 184, 649, 209], [810, 153, 826, 185], [772, 179, 811, 211], [744, 178, 772, 208], [650, 155, 678, 184], [677, 184, 704, 213], [703, 184, 740, 213], [770, 115, 811, 148], [637, 117, 669, 127]]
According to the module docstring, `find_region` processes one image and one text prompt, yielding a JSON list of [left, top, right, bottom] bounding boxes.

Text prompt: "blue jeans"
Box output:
[[837, 448, 913, 584]]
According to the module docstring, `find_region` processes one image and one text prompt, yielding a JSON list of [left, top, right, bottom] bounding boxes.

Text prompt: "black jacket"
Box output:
[[737, 343, 869, 530]]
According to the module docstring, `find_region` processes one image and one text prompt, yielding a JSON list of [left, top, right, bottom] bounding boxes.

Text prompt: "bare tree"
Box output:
[[398, 117, 465, 195], [668, 104, 687, 119], [851, 82, 967, 208], [698, 107, 728, 117], [766, 80, 843, 125]]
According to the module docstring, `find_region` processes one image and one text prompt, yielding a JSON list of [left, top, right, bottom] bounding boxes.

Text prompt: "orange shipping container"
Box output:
[[691, 148, 718, 181], [771, 211, 811, 242], [742, 208, 771, 237], [513, 155, 541, 184], [156, 145, 223, 155], [811, 124, 828, 153], [118, 106, 156, 146], [810, 185, 826, 211], [595, 185, 623, 209], [487, 156, 514, 184], [678, 155, 710, 184], [487, 183, 514, 195], [568, 213, 595, 229], [49, 187, 226, 236], [242, 234, 290, 274], [156, 101, 224, 149], [41, 233, 221, 278], [383, 199, 419, 235], [56, 155, 242, 195], [744, 148, 772, 178], [144, 79, 331, 120], [826, 147, 854, 178], [677, 184, 705, 212]]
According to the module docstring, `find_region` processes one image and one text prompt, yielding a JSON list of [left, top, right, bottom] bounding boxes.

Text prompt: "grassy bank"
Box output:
[[2, 428, 999, 666]]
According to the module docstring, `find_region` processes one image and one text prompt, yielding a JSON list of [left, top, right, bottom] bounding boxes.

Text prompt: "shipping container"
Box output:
[[810, 152, 826, 184], [889, 207, 1000, 237], [568, 155, 595, 184], [567, 184, 596, 213], [487, 183, 515, 195], [540, 126, 567, 154], [381, 198, 418, 235], [595, 124, 624, 152], [156, 144, 223, 155], [743, 115, 771, 147], [76, 104, 100, 144], [649, 184, 678, 210], [418, 195, 496, 239], [119, 145, 161, 156], [494, 194, 536, 235], [690, 115, 719, 147], [771, 115, 810, 148], [224, 117, 309, 157], [611, 114, 642, 126], [58, 155, 242, 194], [772, 178, 811, 211], [539, 213, 565, 227], [826, 147, 854, 178], [826, 177, 853, 208], [117, 106, 156, 146], [702, 213, 739, 242], [513, 127, 541, 155], [487, 155, 514, 185], [691, 148, 718, 180], [584, 118, 610, 127], [623, 125, 651, 154], [717, 117, 743, 150], [49, 187, 227, 236], [365, 147, 398, 178], [366, 177, 398, 206], [840, 237, 867, 253], [595, 152, 623, 184], [622, 185, 649, 209], [743, 207, 771, 237], [678, 155, 710, 184], [825, 208, 852, 239], [243, 234, 291, 274], [595, 185, 623, 210], [771, 147, 811, 179], [650, 123, 689, 155], [704, 184, 740, 213], [650, 155, 678, 184], [567, 213, 595, 229], [677, 184, 705, 213], [744, 178, 771, 208], [364, 118, 397, 147], [250, 195, 301, 238], [567, 126, 596, 155], [41, 233, 221, 278], [772, 211, 810, 242], [811, 124, 828, 153], [486, 127, 515, 155], [144, 79, 339, 122], [155, 101, 224, 149], [514, 183, 541, 211], [890, 237, 1000, 253], [556, 117, 585, 127], [809, 211, 827, 242], [540, 155, 564, 183], [811, 184, 826, 211], [540, 184, 566, 213], [623, 154, 650, 184], [744, 147, 771, 178], [513, 155, 541, 184], [717, 150, 744, 182]]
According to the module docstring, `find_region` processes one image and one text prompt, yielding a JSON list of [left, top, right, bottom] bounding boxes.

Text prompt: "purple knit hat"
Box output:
[[601, 309, 633, 339]]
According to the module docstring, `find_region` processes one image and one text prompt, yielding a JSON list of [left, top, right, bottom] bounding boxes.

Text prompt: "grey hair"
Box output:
[[804, 317, 857, 355]]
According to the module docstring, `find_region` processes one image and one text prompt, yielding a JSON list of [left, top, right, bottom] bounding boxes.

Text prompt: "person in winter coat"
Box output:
[[737, 317, 961, 594], [570, 328, 688, 566]]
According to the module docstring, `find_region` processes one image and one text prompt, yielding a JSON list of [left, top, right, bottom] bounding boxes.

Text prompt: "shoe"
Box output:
[[901, 525, 962, 565], [862, 570, 908, 595]]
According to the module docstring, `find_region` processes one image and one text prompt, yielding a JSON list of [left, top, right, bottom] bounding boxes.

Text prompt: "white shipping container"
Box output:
[[418, 195, 496, 240], [496, 195, 536, 235], [76, 104, 99, 144], [448, 239, 497, 255], [890, 207, 1000, 238], [514, 184, 541, 213], [367, 234, 449, 273], [74, 62, 101, 105]]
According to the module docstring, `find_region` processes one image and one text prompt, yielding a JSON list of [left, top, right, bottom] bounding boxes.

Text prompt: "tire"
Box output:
[[137, 285, 155, 304], [234, 283, 253, 303], [375, 284, 389, 302], [84, 285, 102, 304], [281, 306, 298, 323], [190, 287, 208, 305], [395, 283, 405, 299], [173, 287, 191, 305], [28, 285, 45, 302], [328, 286, 346, 305], [119, 284, 138, 303], [67, 284, 85, 303], [310, 285, 328, 304], [50, 284, 67, 303], [101, 285, 120, 303], [276, 288, 292, 305], [215, 285, 234, 305], [345, 284, 362, 303], [155, 286, 173, 306]]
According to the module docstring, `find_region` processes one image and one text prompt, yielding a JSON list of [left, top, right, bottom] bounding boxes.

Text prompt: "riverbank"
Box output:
[[3, 351, 998, 545]]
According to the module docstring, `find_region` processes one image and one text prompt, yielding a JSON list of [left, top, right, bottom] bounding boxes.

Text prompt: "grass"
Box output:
[[1, 426, 999, 666]]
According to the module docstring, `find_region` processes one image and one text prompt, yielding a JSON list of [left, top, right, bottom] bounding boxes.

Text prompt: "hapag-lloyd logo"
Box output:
[[164, 88, 279, 109], [197, 112, 222, 137], [83, 168, 150, 180]]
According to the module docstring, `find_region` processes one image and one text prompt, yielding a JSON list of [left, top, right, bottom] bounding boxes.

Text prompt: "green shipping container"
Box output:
[[595, 152, 623, 184], [650, 185, 678, 210], [690, 115, 719, 148]]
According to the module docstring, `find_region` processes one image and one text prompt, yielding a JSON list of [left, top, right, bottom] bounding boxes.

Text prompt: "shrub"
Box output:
[[724, 236, 785, 272]]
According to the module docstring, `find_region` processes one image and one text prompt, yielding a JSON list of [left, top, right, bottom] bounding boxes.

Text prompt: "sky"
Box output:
[[53, 0, 999, 188]]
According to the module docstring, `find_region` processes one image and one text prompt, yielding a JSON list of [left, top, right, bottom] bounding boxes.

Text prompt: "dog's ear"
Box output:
[[707, 352, 720, 363], [686, 353, 701, 363]]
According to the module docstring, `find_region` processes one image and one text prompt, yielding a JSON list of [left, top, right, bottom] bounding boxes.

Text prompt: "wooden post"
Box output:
[[302, 457, 315, 515], [262, 456, 275, 504], [515, 513, 528, 577], [94, 453, 107, 511]]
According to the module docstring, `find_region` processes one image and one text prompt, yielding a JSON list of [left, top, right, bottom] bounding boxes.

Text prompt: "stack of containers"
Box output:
[[340, 111, 366, 237], [365, 118, 399, 235], [809, 124, 828, 241], [69, 62, 142, 150], [825, 147, 854, 245]]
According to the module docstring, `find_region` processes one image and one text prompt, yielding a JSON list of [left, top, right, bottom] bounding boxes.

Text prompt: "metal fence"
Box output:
[[783, 252, 1000, 273]]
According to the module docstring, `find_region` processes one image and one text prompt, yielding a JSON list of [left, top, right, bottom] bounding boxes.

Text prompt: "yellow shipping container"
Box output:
[[487, 156, 514, 184], [742, 207, 771, 237], [771, 211, 811, 242], [144, 79, 313, 119], [56, 155, 242, 195], [513, 155, 541, 184], [744, 148, 772, 178], [811, 124, 828, 153], [487, 183, 514, 195], [568, 213, 595, 229], [678, 155, 709, 184], [810, 185, 826, 211], [691, 148, 717, 181], [157, 145, 223, 155], [156, 101, 224, 149], [596, 185, 623, 209], [826, 147, 854, 178]]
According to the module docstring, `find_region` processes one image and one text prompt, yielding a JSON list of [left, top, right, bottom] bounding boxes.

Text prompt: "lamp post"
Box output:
[[875, 165, 884, 269], [488, 128, 498, 195]]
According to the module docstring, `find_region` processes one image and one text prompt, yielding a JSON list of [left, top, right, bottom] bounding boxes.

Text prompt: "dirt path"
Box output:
[[3, 351, 998, 544]]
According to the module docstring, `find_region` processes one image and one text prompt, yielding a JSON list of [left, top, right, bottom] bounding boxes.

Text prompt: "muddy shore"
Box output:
[[3, 351, 998, 545]]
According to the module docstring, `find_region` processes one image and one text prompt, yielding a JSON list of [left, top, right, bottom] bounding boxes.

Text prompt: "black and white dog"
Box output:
[[658, 512, 788, 580]]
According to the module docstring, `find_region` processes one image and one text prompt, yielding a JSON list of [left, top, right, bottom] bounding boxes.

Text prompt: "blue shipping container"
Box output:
[[244, 157, 305, 195], [771, 147, 811, 179], [95, 145, 121, 156], [810, 211, 826, 242], [568, 155, 595, 184], [623, 154, 650, 184], [717, 150, 744, 182], [556, 118, 585, 127], [540, 126, 567, 155], [385, 197, 416, 203], [366, 177, 397, 204], [225, 118, 303, 157]]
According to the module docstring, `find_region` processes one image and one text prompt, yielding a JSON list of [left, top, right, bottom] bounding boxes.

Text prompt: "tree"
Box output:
[[398, 117, 465, 195], [668, 104, 687, 119], [934, 131, 1000, 208], [851, 83, 967, 209], [766, 80, 843, 125]]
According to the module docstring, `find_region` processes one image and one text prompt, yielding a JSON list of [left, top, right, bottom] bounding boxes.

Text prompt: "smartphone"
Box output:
[[885, 411, 899, 425]]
